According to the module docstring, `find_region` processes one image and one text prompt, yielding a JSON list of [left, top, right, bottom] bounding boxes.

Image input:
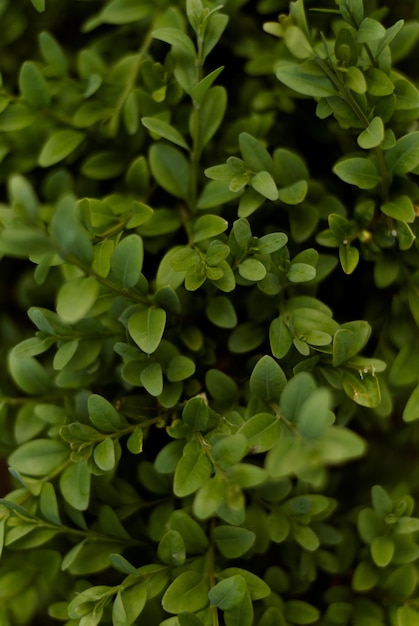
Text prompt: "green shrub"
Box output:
[[1, 0, 419, 624]]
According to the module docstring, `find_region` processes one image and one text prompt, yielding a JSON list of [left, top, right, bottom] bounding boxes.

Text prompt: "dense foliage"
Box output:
[[1, 0, 419, 624]]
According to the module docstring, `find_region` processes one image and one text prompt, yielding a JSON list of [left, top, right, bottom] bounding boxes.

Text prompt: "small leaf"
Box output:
[[110, 234, 144, 288], [162, 571, 209, 614], [56, 277, 99, 323], [19, 61, 50, 108], [238, 413, 281, 453], [39, 130, 84, 167], [152, 27, 196, 56], [206, 296, 237, 328], [60, 460, 91, 510], [174, 450, 212, 497], [333, 157, 380, 189], [208, 575, 246, 611], [284, 600, 320, 624], [213, 526, 255, 558], [357, 116, 384, 149], [381, 196, 415, 223], [88, 394, 121, 432], [287, 263, 316, 283], [193, 214, 228, 243], [371, 535, 394, 567], [238, 258, 267, 281], [276, 60, 337, 97], [403, 385, 419, 422], [384, 132, 419, 174], [250, 355, 286, 401], [140, 362, 163, 396], [128, 307, 166, 354], [339, 244, 359, 274], [93, 437, 116, 472], [142, 117, 189, 149], [158, 529, 186, 566], [149, 143, 190, 200], [8, 439, 68, 477]]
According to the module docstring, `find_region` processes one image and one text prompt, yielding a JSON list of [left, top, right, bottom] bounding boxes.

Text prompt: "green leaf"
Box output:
[[238, 258, 267, 281], [284, 600, 320, 624], [371, 535, 394, 567], [192, 214, 228, 243], [276, 60, 337, 97], [110, 234, 144, 288], [384, 132, 419, 174], [206, 295, 237, 328], [357, 117, 384, 149], [202, 12, 229, 58], [339, 244, 359, 274], [250, 171, 278, 201], [192, 66, 224, 104], [149, 144, 191, 200], [208, 575, 246, 611], [212, 434, 248, 469], [152, 27, 196, 57], [56, 277, 99, 323], [284, 25, 314, 59], [141, 362, 163, 396], [250, 355, 286, 402], [162, 572, 209, 614], [88, 394, 121, 432], [93, 438, 116, 472], [239, 133, 273, 172], [381, 196, 415, 223], [39, 130, 85, 167], [60, 460, 91, 510], [403, 385, 419, 422], [319, 427, 366, 463], [167, 355, 196, 382], [333, 157, 380, 189], [356, 17, 386, 42], [342, 369, 381, 407], [158, 530, 186, 566], [51, 194, 94, 266], [228, 322, 265, 353], [38, 31, 68, 76], [270, 317, 293, 359], [297, 388, 332, 440], [333, 321, 371, 366], [182, 397, 209, 431], [199, 86, 227, 148], [127, 427, 143, 454], [142, 117, 189, 149], [19, 61, 50, 108], [365, 68, 394, 96], [174, 450, 212, 497], [213, 526, 255, 558], [128, 307, 166, 354], [8, 352, 50, 395], [238, 413, 281, 453], [397, 606, 419, 626], [40, 482, 61, 525], [8, 439, 68, 477], [31, 0, 45, 12], [287, 262, 316, 283]]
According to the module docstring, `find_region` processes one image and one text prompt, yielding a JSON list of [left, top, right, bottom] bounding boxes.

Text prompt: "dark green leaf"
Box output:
[[149, 144, 191, 200], [208, 575, 246, 610], [213, 527, 255, 558], [162, 572, 209, 614]]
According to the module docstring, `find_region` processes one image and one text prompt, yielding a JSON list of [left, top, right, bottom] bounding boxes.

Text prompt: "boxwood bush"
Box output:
[[1, 0, 419, 624]]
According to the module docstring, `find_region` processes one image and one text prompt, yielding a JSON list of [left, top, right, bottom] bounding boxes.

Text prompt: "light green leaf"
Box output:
[[167, 355, 196, 382], [60, 460, 91, 510], [110, 234, 144, 288], [239, 133, 273, 172], [193, 214, 228, 242], [339, 244, 359, 274], [381, 195, 415, 223], [333, 157, 380, 189], [208, 575, 246, 611], [199, 86, 227, 148], [31, 0, 45, 12], [342, 369, 381, 407], [182, 397, 209, 431], [250, 171, 278, 201], [238, 258, 267, 281], [8, 352, 50, 395], [206, 296, 237, 328], [162, 572, 209, 614], [287, 263, 316, 283], [158, 530, 186, 566], [297, 388, 332, 440], [142, 117, 189, 149], [39, 130, 85, 167], [384, 132, 419, 174], [40, 482, 61, 525], [128, 307, 166, 354], [357, 117, 384, 149], [276, 60, 337, 97], [8, 439, 68, 477], [270, 317, 293, 359], [56, 277, 99, 323], [333, 321, 371, 366], [93, 438, 116, 472], [371, 535, 394, 567], [152, 27, 196, 57]]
